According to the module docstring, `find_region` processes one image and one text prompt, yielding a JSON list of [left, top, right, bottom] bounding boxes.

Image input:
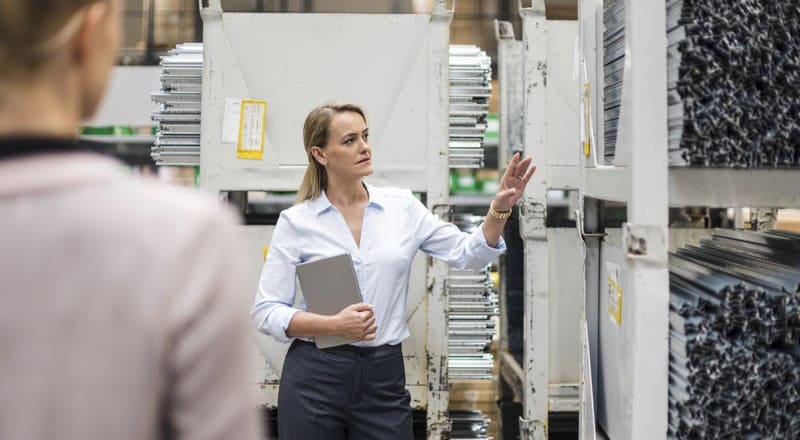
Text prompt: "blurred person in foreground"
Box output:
[[0, 1, 261, 439]]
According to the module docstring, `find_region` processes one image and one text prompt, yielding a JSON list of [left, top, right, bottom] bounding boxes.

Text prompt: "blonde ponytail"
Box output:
[[0, 0, 104, 76]]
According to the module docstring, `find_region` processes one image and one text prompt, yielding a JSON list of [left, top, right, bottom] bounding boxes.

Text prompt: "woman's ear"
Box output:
[[310, 146, 327, 166], [70, 2, 109, 65]]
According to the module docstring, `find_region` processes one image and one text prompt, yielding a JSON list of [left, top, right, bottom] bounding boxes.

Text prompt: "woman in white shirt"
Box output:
[[252, 102, 535, 439]]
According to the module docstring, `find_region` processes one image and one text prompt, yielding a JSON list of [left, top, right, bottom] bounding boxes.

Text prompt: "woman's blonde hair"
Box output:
[[0, 0, 103, 76], [296, 102, 367, 203]]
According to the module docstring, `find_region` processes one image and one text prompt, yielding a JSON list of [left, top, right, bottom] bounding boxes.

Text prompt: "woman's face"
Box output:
[[315, 111, 373, 179]]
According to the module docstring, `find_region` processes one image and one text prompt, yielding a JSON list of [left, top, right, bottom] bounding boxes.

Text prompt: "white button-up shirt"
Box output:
[[251, 183, 506, 347]]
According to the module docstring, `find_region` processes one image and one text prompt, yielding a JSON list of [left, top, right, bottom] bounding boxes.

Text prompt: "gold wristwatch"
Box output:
[[488, 203, 512, 220]]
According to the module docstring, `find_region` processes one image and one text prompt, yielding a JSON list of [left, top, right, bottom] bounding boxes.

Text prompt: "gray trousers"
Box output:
[[278, 340, 413, 439]]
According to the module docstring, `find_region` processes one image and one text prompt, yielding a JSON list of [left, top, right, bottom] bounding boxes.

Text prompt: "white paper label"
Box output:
[[221, 97, 243, 143]]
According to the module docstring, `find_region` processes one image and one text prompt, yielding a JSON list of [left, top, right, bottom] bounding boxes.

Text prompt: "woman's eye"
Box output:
[[363, 133, 369, 141], [343, 138, 353, 144]]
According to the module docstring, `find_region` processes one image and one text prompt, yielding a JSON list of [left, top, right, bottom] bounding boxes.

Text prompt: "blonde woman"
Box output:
[[0, 1, 260, 439], [252, 102, 535, 439]]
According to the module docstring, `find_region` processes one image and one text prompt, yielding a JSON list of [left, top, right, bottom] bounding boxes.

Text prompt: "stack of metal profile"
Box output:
[[450, 410, 493, 440], [448, 215, 499, 381], [603, 0, 625, 163], [150, 43, 203, 166], [668, 229, 800, 439], [667, 0, 800, 167], [449, 45, 492, 169], [448, 267, 498, 380]]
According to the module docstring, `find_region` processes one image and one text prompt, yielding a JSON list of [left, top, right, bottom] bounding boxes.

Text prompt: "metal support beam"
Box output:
[[519, 1, 549, 438], [427, 2, 454, 438], [518, 1, 549, 438], [494, 20, 524, 169], [426, 204, 453, 439], [622, 0, 670, 437]]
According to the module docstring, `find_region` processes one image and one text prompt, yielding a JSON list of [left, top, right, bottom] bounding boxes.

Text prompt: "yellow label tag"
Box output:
[[262, 245, 270, 262], [607, 262, 622, 325], [236, 100, 267, 160], [583, 82, 591, 157]]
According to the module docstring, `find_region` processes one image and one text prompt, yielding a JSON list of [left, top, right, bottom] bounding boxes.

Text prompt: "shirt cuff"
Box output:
[[266, 306, 301, 344], [469, 227, 507, 259]]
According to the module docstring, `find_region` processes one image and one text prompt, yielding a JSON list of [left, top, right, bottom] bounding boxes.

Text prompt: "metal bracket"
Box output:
[[549, 383, 581, 412], [575, 209, 606, 241], [198, 0, 222, 20], [494, 19, 516, 40], [198, 0, 221, 12], [622, 223, 667, 263], [519, 417, 546, 440], [518, 199, 546, 240], [518, 0, 546, 15]]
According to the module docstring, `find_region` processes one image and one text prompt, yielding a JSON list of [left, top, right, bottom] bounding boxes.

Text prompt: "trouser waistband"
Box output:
[[294, 339, 401, 360]]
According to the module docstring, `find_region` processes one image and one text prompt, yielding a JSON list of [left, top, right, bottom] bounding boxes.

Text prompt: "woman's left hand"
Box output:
[[493, 152, 536, 212]]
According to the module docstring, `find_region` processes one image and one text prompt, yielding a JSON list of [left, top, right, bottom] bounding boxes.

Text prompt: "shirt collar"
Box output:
[[309, 181, 385, 215], [363, 182, 386, 210], [310, 190, 334, 215], [0, 136, 87, 161]]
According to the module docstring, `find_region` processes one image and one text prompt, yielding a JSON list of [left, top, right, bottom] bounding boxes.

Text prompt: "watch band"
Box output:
[[488, 204, 512, 220]]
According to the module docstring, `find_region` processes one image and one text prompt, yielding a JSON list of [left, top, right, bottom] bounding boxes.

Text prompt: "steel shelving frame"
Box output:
[[495, 2, 584, 438], [197, 1, 456, 437], [577, 0, 800, 438]]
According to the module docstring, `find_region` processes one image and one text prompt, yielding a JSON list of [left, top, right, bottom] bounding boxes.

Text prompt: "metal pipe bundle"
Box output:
[[449, 45, 492, 169], [669, 229, 800, 439], [603, 0, 625, 163], [150, 43, 203, 167], [667, 0, 800, 167]]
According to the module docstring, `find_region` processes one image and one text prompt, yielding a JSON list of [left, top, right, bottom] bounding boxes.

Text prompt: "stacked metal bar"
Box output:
[[669, 229, 800, 439], [667, 0, 800, 167], [448, 214, 499, 380], [450, 410, 493, 440], [603, 0, 625, 163], [449, 45, 492, 169], [150, 43, 203, 166], [448, 267, 498, 380]]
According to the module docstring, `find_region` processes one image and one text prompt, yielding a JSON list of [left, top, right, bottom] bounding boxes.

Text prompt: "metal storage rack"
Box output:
[[494, 2, 583, 438], [577, 0, 800, 438], [197, 1, 456, 437]]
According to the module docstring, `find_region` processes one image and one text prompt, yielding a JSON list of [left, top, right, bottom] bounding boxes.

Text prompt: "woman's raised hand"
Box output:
[[493, 152, 536, 212]]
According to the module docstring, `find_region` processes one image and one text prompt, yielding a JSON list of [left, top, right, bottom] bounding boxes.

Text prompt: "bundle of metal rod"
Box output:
[[448, 267, 498, 380], [668, 229, 800, 439], [449, 45, 492, 169], [449, 410, 492, 440], [150, 43, 203, 167], [667, 0, 800, 167], [603, 0, 625, 163], [448, 214, 499, 380]]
